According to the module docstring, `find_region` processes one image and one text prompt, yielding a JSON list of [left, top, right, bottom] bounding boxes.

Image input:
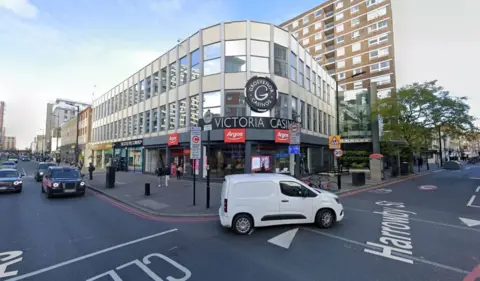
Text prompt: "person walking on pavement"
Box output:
[[156, 167, 165, 187], [176, 165, 183, 179], [88, 162, 95, 180]]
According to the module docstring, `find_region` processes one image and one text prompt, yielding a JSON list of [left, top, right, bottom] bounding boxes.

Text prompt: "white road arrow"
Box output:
[[267, 228, 299, 249], [459, 217, 480, 227]]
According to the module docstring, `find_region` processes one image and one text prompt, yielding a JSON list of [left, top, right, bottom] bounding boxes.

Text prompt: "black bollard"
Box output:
[[145, 183, 150, 196]]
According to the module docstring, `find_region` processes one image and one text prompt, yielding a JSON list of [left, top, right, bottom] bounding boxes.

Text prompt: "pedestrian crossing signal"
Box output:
[[329, 135, 341, 149]]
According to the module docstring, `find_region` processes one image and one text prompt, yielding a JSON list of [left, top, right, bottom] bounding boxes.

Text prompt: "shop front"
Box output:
[[91, 143, 113, 169], [113, 139, 144, 173]]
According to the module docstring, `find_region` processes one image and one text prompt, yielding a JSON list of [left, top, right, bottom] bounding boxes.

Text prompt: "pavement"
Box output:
[[1, 160, 479, 281]]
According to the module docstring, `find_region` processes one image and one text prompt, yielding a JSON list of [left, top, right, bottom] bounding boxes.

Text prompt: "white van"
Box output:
[[219, 173, 344, 234]]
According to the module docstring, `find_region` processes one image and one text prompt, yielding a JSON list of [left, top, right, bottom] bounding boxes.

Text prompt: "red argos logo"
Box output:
[[168, 133, 179, 146], [224, 129, 245, 143], [274, 129, 289, 143]]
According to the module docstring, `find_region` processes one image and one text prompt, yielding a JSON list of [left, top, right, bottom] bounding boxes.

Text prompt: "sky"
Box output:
[[0, 0, 479, 149]]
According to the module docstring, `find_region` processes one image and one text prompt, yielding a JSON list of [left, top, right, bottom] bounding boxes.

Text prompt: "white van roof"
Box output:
[[225, 173, 296, 184]]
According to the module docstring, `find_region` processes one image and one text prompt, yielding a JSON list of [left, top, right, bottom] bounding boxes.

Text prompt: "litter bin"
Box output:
[[400, 162, 409, 176], [105, 166, 116, 188]]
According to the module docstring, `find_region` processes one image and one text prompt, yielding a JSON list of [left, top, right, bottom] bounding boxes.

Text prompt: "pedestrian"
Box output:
[[88, 162, 95, 180], [156, 167, 165, 187], [177, 165, 183, 179]]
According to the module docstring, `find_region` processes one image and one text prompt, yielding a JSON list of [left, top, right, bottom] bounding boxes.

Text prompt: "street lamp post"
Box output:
[[203, 110, 212, 209], [75, 105, 80, 165]]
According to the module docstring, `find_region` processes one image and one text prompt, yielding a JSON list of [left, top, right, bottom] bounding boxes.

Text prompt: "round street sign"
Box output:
[[192, 136, 200, 143], [203, 110, 212, 124], [334, 149, 343, 158], [418, 185, 437, 190], [290, 123, 300, 132]]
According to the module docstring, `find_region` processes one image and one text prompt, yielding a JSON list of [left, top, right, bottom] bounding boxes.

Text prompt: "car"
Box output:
[[219, 173, 344, 235], [21, 156, 30, 161], [8, 158, 18, 164], [35, 162, 57, 182], [0, 168, 24, 193], [41, 166, 86, 198], [1, 161, 17, 170]]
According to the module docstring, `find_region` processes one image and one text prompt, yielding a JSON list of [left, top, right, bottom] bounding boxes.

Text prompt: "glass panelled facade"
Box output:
[[339, 89, 372, 140]]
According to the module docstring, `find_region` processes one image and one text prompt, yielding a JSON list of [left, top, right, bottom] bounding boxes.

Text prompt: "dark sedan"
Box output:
[[35, 162, 57, 182], [0, 169, 24, 193], [41, 167, 86, 198]]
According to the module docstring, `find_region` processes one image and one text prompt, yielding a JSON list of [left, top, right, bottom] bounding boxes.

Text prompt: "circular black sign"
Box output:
[[244, 76, 278, 113]]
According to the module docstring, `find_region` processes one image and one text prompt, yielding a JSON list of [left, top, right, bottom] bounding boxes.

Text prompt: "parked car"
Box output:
[[21, 156, 30, 161], [219, 173, 344, 235], [1, 161, 17, 170], [41, 166, 86, 198], [35, 162, 57, 182], [8, 158, 18, 164], [0, 168, 24, 193]]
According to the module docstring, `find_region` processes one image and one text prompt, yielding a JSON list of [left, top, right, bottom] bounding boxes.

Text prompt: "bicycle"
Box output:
[[306, 174, 338, 192]]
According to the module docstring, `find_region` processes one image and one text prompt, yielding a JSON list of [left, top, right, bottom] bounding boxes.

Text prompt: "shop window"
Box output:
[[179, 99, 187, 128], [190, 95, 200, 125], [253, 144, 290, 174], [224, 91, 246, 117], [169, 61, 177, 89], [179, 56, 187, 86], [139, 112, 144, 135], [206, 144, 246, 178], [274, 93, 289, 119], [274, 43, 288, 78], [168, 102, 176, 129], [152, 72, 159, 96], [203, 91, 221, 117], [190, 49, 200, 81], [159, 105, 167, 131], [152, 108, 158, 132], [132, 114, 138, 135]]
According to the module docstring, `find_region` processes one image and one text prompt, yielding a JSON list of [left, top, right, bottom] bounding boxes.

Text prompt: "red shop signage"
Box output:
[[224, 129, 246, 143], [274, 129, 289, 143], [168, 133, 179, 146]]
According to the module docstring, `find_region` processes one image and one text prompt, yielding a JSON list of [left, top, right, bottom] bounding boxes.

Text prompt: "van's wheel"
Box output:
[[315, 209, 335, 229], [232, 214, 253, 235]]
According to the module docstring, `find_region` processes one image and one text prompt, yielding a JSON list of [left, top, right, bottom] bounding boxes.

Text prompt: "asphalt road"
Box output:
[[1, 160, 479, 281]]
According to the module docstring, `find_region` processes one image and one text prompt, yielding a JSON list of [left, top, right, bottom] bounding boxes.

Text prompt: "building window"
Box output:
[[371, 74, 391, 85], [312, 72, 317, 95], [351, 18, 360, 27], [352, 55, 362, 64], [354, 81, 363, 89], [290, 52, 297, 82], [369, 20, 388, 33], [303, 27, 309, 35], [298, 59, 304, 87], [128, 87, 134, 106], [204, 42, 221, 76], [123, 91, 128, 109], [323, 81, 327, 101], [336, 1, 343, 9], [353, 68, 363, 75], [152, 72, 159, 96], [190, 95, 199, 125], [225, 91, 246, 117], [190, 49, 200, 81], [179, 56, 188, 86], [370, 47, 389, 59], [336, 24, 344, 33], [351, 4, 360, 14], [336, 36, 344, 43], [152, 108, 158, 132], [302, 16, 309, 24], [274, 93, 289, 119], [251, 40, 269, 73], [305, 66, 311, 91], [299, 100, 305, 128], [337, 47, 345, 56], [132, 114, 138, 135], [337, 60, 345, 69], [169, 61, 177, 89], [135, 83, 141, 104], [367, 6, 387, 21], [302, 38, 309, 45], [127, 116, 132, 136], [145, 77, 151, 99], [178, 99, 187, 128], [291, 96, 298, 121], [335, 12, 344, 20], [323, 112, 327, 134], [168, 102, 176, 129], [338, 72, 346, 80], [123, 118, 127, 137], [225, 40, 246, 73], [307, 104, 312, 130], [352, 42, 361, 52], [139, 112, 144, 135], [328, 115, 332, 135], [274, 43, 288, 78], [315, 10, 321, 17], [370, 61, 390, 72], [313, 107, 318, 132], [292, 20, 298, 28], [369, 33, 389, 46], [315, 44, 322, 51], [352, 30, 360, 39], [203, 91, 221, 117], [159, 105, 167, 131], [160, 67, 167, 93], [315, 22, 322, 30]]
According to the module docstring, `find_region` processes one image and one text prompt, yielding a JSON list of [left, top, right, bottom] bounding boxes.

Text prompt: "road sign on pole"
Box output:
[[329, 135, 341, 149], [289, 123, 300, 145], [334, 148, 343, 158], [190, 127, 202, 160]]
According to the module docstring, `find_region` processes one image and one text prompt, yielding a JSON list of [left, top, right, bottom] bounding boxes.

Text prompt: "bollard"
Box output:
[[145, 183, 150, 196]]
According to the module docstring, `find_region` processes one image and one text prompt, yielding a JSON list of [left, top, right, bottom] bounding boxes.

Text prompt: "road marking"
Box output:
[[469, 177, 480, 179], [6, 229, 178, 281], [345, 207, 480, 233], [304, 228, 470, 275], [21, 168, 26, 177], [418, 185, 438, 190], [467, 195, 480, 208], [459, 217, 480, 227], [0, 251, 23, 278], [267, 228, 299, 249], [476, 186, 480, 193]]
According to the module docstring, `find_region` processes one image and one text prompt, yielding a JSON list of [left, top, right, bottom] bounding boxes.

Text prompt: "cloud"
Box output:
[[0, 0, 38, 18]]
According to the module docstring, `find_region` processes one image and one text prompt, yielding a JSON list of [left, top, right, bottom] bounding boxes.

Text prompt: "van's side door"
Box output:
[[277, 181, 315, 222]]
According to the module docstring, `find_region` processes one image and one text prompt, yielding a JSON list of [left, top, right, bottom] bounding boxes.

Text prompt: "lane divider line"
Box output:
[[304, 227, 470, 275], [6, 229, 178, 281]]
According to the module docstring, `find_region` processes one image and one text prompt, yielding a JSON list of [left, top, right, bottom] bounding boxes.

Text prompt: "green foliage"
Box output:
[[342, 150, 369, 168]]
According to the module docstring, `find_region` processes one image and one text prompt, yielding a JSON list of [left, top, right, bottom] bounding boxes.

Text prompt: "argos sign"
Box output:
[[168, 133, 179, 146], [224, 129, 246, 143], [274, 129, 289, 143]]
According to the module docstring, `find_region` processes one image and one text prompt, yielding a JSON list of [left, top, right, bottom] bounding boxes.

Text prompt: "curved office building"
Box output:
[[91, 20, 337, 178]]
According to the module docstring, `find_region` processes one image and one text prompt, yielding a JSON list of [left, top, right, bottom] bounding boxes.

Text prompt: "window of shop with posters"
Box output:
[[113, 139, 144, 173]]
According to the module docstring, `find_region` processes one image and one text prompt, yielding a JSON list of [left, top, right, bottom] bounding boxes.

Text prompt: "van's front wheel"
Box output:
[[232, 214, 253, 235], [315, 209, 335, 228]]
